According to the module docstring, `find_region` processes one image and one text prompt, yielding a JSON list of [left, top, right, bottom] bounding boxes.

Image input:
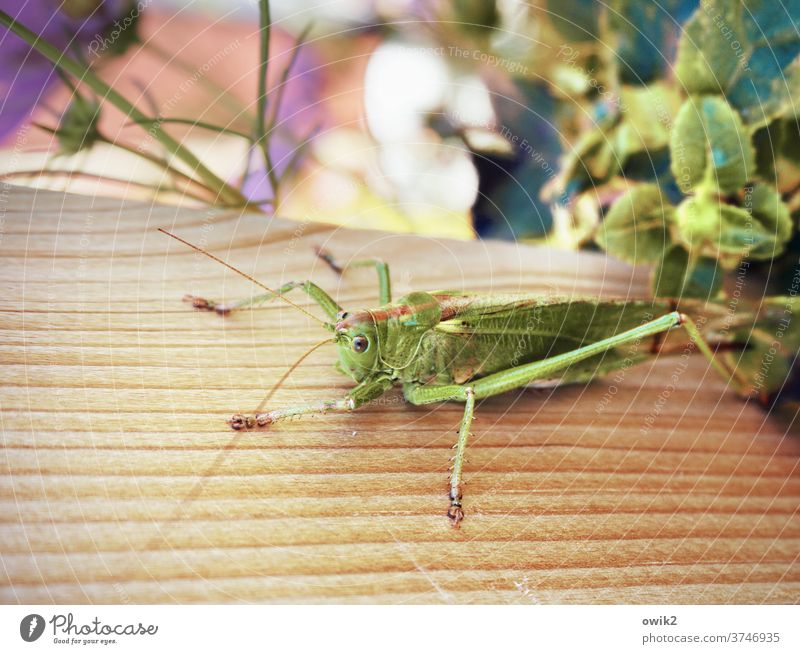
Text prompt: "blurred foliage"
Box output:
[[417, 0, 800, 405], [424, 1, 798, 278], [34, 78, 103, 156]]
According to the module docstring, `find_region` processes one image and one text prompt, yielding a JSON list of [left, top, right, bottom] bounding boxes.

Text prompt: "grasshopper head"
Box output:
[[334, 310, 383, 381]]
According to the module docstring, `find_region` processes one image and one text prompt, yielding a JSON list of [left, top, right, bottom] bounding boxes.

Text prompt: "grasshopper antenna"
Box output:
[[252, 336, 334, 415], [159, 228, 329, 327]]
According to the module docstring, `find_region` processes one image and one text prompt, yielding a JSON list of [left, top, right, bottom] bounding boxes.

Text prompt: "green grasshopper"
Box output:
[[162, 229, 761, 527]]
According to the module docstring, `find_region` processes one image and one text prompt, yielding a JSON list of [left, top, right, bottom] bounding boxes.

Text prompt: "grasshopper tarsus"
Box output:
[[228, 414, 251, 430], [229, 414, 261, 430], [447, 503, 464, 528], [314, 246, 344, 275], [229, 412, 275, 430], [183, 294, 231, 316]]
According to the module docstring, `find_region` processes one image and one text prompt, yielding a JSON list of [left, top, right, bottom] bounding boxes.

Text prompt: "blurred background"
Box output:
[[0, 0, 683, 241], [1, 1, 798, 272]]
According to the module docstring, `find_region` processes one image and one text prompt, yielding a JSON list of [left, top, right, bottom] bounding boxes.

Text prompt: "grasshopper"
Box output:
[[162, 229, 754, 526]]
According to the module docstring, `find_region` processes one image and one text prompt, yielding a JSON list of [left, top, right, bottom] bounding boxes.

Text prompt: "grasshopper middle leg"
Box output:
[[315, 248, 392, 305], [185, 279, 342, 319]]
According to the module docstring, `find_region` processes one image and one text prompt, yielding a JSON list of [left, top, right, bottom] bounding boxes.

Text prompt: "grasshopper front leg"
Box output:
[[230, 376, 394, 429]]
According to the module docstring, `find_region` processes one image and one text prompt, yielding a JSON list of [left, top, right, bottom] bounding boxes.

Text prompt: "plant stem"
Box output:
[[256, 0, 280, 206], [0, 9, 250, 208]]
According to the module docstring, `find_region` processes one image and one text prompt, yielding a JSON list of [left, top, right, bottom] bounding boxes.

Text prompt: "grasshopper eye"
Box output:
[[352, 335, 369, 353]]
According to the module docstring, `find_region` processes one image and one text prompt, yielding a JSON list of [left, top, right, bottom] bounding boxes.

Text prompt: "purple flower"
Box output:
[[0, 0, 130, 141]]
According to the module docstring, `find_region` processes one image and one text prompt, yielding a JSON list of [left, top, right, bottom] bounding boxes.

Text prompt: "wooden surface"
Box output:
[[1, 184, 799, 604]]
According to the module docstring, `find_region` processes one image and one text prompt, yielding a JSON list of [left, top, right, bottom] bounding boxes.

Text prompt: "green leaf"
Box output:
[[675, 0, 800, 124], [728, 0, 800, 125], [559, 115, 620, 187], [670, 96, 754, 194], [616, 83, 680, 153], [675, 188, 793, 264], [596, 184, 673, 264], [675, 1, 745, 96], [744, 184, 794, 260], [652, 243, 723, 299], [564, 84, 679, 193], [675, 196, 750, 263]]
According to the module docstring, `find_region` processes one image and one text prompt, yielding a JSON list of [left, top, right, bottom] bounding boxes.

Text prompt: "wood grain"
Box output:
[[1, 185, 798, 604]]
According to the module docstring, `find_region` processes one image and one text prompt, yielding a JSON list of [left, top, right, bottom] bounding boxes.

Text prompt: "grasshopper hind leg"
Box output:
[[448, 387, 475, 527], [405, 310, 748, 527]]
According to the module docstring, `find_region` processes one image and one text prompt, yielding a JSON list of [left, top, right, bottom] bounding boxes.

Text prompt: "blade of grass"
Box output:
[[0, 9, 251, 208], [256, 0, 280, 205], [128, 117, 252, 141]]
